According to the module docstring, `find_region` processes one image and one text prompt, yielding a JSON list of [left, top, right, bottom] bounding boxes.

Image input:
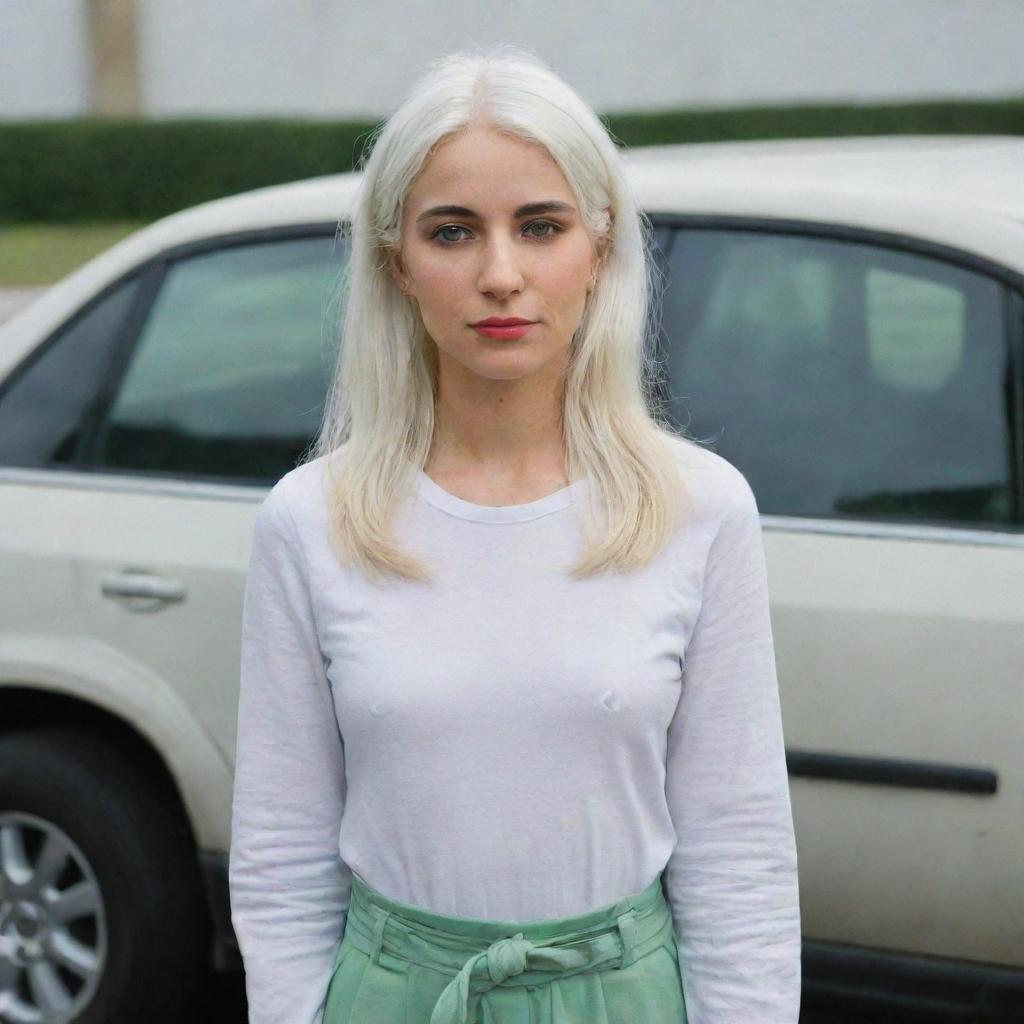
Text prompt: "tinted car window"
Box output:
[[662, 228, 1014, 528], [0, 276, 141, 468], [89, 234, 345, 483]]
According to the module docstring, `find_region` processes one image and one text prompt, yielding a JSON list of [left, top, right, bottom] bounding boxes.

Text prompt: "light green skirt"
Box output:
[[322, 870, 688, 1023]]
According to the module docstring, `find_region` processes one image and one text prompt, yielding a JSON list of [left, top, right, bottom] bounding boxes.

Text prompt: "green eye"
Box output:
[[525, 220, 560, 239], [432, 225, 470, 243]]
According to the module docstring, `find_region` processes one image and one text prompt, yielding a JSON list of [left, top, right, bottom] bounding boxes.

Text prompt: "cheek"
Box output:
[[548, 234, 596, 285], [413, 264, 466, 312], [545, 251, 594, 307]]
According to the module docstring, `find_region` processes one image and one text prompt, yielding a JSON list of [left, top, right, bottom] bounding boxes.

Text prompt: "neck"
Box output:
[[427, 365, 568, 483]]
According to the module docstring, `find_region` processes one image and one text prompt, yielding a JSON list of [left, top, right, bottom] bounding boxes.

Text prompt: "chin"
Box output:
[[468, 362, 543, 382], [436, 341, 568, 382], [478, 347, 567, 373]]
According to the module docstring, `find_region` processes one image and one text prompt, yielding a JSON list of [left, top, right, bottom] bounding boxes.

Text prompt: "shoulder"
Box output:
[[661, 432, 758, 525], [255, 454, 332, 542]]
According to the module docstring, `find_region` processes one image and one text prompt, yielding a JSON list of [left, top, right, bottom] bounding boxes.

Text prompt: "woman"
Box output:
[[229, 45, 801, 1024]]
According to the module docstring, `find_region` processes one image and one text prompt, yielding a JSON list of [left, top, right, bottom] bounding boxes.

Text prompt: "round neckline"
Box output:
[[415, 470, 589, 524]]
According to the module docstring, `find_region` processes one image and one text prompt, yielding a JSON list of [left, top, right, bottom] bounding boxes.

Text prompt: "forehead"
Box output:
[[406, 126, 574, 208]]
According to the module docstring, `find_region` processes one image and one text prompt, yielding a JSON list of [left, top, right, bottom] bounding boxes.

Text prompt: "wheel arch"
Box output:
[[0, 685, 241, 973], [1, 686, 198, 844]]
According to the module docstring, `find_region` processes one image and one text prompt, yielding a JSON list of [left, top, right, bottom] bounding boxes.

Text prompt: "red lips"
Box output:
[[473, 317, 536, 327]]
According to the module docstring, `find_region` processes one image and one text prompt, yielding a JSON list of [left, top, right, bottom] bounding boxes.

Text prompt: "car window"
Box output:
[[662, 228, 1013, 528], [88, 234, 346, 483], [0, 276, 142, 468]]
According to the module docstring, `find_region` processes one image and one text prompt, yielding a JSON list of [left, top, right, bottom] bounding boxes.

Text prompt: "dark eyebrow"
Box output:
[[415, 200, 576, 224]]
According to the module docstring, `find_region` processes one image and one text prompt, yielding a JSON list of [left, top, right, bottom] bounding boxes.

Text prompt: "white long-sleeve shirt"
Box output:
[[229, 435, 801, 1024]]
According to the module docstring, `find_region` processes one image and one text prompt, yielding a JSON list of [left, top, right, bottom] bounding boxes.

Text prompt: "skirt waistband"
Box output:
[[341, 872, 675, 1024]]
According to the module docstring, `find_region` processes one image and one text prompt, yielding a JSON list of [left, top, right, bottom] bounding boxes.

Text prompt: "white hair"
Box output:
[[310, 43, 694, 584]]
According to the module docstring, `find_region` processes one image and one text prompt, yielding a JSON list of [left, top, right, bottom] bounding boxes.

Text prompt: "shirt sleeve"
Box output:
[[663, 471, 802, 1023], [229, 483, 351, 1024]]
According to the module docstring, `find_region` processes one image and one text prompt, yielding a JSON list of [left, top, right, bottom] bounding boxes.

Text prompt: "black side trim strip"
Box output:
[[786, 749, 998, 794], [802, 938, 1024, 1022]]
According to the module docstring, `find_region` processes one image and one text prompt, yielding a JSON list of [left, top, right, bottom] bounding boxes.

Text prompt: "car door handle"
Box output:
[[100, 570, 187, 603]]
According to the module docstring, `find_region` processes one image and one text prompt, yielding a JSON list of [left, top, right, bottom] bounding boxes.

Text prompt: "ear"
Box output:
[[587, 236, 610, 293], [385, 247, 409, 293]]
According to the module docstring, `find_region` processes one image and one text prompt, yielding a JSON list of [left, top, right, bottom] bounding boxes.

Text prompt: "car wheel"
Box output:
[[0, 726, 212, 1024]]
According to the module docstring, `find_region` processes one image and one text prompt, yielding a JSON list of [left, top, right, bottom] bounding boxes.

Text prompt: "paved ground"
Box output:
[[0, 286, 45, 323]]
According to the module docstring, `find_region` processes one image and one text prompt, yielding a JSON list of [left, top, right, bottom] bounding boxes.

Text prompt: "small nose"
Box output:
[[477, 236, 524, 297]]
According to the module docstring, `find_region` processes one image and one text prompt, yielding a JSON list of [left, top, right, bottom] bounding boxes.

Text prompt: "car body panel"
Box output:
[[763, 519, 1024, 965]]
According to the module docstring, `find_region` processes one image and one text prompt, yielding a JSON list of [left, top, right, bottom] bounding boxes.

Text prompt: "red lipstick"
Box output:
[[472, 317, 537, 340]]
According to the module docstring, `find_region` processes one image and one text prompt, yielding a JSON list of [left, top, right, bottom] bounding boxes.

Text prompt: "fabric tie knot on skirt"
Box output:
[[487, 932, 589, 982], [431, 932, 590, 1023]]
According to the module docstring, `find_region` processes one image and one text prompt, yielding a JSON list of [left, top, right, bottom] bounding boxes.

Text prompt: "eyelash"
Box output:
[[429, 220, 563, 244]]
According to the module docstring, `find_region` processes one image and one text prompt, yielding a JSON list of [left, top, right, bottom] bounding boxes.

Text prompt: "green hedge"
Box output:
[[0, 120, 378, 222], [606, 96, 1024, 146], [2, 97, 1022, 223]]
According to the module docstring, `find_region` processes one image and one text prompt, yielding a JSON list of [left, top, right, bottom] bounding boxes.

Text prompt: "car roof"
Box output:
[[623, 134, 1024, 221], [3, 134, 1023, 370], [618, 134, 1024, 280]]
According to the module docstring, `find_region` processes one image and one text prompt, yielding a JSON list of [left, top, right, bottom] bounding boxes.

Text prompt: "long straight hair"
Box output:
[[309, 44, 695, 585]]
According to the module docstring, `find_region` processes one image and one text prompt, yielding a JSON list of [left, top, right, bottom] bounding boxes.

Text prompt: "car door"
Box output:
[[0, 228, 348, 841], [658, 222, 1024, 968]]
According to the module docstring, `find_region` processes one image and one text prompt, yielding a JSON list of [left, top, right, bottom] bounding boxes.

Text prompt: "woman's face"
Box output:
[[390, 124, 603, 386]]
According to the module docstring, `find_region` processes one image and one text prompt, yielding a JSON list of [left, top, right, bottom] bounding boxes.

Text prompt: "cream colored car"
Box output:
[[1, 135, 1022, 1023]]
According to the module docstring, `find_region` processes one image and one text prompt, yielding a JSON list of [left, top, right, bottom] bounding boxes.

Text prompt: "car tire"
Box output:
[[0, 726, 213, 1024]]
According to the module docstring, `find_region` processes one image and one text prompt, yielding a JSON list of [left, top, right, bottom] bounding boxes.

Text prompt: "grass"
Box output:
[[0, 221, 148, 286]]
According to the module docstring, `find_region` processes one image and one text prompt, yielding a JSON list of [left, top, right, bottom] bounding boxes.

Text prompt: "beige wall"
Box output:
[[1, 0, 1022, 121]]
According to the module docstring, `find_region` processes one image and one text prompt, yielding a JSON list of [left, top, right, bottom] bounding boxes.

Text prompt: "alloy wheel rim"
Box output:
[[0, 812, 107, 1024]]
